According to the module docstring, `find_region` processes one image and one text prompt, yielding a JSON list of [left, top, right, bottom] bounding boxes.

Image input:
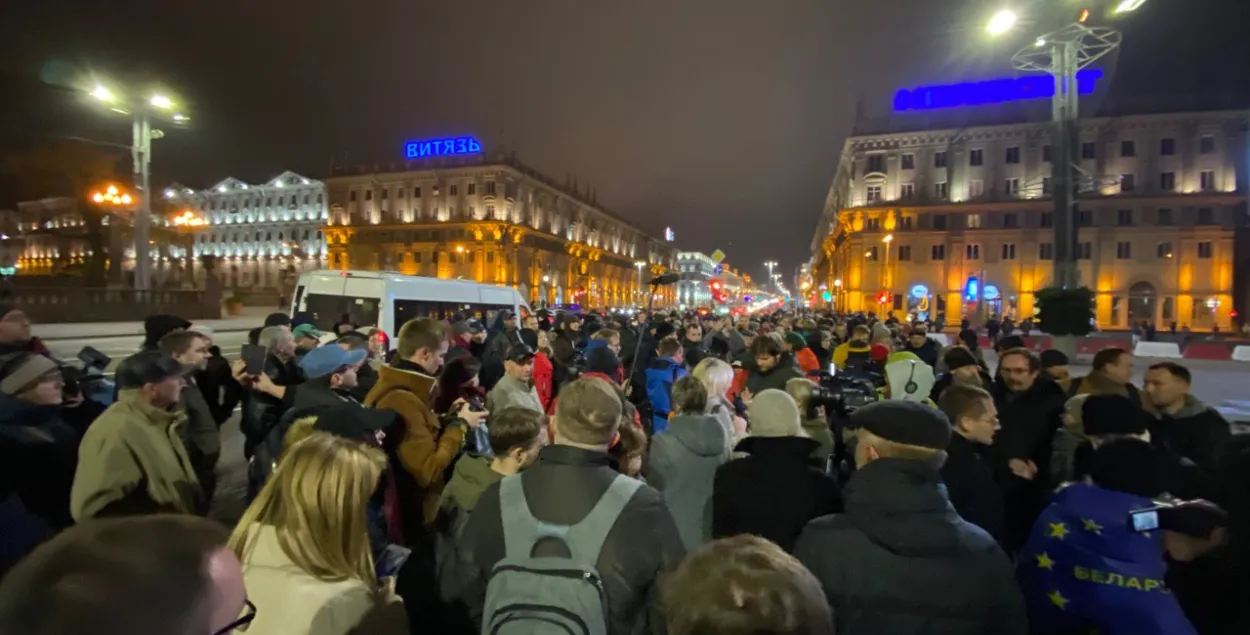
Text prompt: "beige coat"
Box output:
[[238, 525, 405, 635], [71, 389, 202, 520]]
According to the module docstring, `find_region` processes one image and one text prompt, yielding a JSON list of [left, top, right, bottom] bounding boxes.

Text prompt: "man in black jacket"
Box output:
[[937, 383, 1006, 545], [456, 376, 685, 635], [794, 401, 1027, 635], [1143, 361, 1233, 501]]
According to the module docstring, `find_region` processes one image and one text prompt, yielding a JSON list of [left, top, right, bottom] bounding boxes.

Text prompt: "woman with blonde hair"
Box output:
[[693, 357, 746, 455], [230, 431, 405, 635]]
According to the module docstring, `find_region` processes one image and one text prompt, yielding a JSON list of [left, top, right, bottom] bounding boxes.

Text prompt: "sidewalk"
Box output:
[[33, 306, 277, 341]]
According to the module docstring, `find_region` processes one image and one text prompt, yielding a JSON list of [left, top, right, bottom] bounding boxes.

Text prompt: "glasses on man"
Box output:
[[213, 599, 257, 634]]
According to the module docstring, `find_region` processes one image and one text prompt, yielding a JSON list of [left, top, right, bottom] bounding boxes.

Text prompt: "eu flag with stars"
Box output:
[[1017, 483, 1196, 635]]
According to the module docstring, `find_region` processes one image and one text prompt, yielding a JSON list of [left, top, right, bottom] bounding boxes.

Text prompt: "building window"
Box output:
[[1117, 209, 1134, 226], [449, 185, 458, 196], [1116, 241, 1132, 259], [1158, 208, 1174, 226], [1199, 136, 1215, 154], [1040, 212, 1053, 228], [365, 191, 373, 201], [969, 149, 984, 166], [1001, 243, 1016, 260], [1005, 147, 1020, 164], [449, 252, 457, 264], [413, 186, 422, 198], [932, 214, 948, 230], [900, 183, 915, 200], [1197, 207, 1214, 225], [1003, 213, 1018, 228], [969, 180, 984, 198], [867, 218, 881, 231], [1039, 243, 1055, 260], [866, 185, 882, 203], [1160, 138, 1176, 156], [1157, 242, 1173, 259], [1197, 242, 1213, 259], [967, 213, 982, 229], [349, 191, 357, 202], [1078, 210, 1093, 226], [317, 193, 323, 204], [1081, 142, 1097, 160], [934, 152, 948, 168], [1200, 170, 1216, 191], [931, 244, 946, 260], [901, 154, 915, 170], [1042, 177, 1053, 196], [901, 216, 914, 230], [1162, 297, 1174, 322], [934, 182, 949, 199], [1120, 140, 1136, 157], [866, 155, 885, 174], [865, 246, 879, 261], [1004, 178, 1020, 197], [1042, 145, 1052, 163], [485, 181, 497, 195], [1160, 172, 1176, 191], [468, 183, 476, 195], [897, 245, 912, 261], [1120, 174, 1135, 193], [966, 244, 981, 260], [1078, 242, 1092, 259]]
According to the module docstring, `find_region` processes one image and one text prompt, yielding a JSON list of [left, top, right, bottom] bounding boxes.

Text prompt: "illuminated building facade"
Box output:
[[811, 110, 1248, 331], [677, 251, 717, 306], [162, 171, 329, 292], [322, 152, 677, 308]]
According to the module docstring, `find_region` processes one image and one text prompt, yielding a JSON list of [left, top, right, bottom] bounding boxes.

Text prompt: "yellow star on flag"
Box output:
[[1035, 552, 1056, 571], [1048, 590, 1069, 610], [1081, 518, 1104, 535], [1048, 522, 1069, 540]]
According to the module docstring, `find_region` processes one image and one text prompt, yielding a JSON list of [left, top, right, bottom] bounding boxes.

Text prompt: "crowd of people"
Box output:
[[0, 302, 1248, 635]]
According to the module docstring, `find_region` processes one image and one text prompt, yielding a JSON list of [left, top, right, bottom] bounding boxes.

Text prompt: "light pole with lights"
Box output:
[[89, 84, 189, 290], [881, 233, 894, 294], [764, 260, 777, 295]]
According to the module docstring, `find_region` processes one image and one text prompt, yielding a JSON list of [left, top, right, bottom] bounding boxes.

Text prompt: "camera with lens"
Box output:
[[811, 371, 879, 420]]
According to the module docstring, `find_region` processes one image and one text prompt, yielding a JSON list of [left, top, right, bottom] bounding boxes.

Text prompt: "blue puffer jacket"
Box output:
[[1018, 483, 1196, 635], [644, 356, 687, 435]]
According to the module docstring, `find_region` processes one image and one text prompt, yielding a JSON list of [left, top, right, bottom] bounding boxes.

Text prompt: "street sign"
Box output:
[[710, 249, 726, 263]]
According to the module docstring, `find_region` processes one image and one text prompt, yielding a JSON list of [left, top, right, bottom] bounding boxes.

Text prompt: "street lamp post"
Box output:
[[764, 260, 777, 295], [89, 84, 189, 291], [634, 261, 645, 306], [881, 233, 894, 294]]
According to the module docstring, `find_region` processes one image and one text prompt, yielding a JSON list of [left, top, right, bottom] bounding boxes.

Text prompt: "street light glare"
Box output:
[[173, 113, 189, 123], [91, 85, 116, 103], [1114, 0, 1147, 13], [150, 94, 174, 109], [986, 9, 1017, 36]]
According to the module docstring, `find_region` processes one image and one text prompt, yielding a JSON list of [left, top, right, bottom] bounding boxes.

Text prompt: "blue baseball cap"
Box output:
[[299, 345, 368, 379]]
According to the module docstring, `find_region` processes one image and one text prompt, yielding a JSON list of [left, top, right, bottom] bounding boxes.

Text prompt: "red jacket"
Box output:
[[795, 348, 820, 376], [533, 352, 554, 410]]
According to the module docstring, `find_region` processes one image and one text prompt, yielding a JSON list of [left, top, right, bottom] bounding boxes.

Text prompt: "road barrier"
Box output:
[[1133, 341, 1183, 359], [1181, 343, 1235, 361], [1231, 346, 1250, 362]]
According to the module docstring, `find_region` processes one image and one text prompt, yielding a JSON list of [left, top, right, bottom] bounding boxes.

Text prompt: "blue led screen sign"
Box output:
[[894, 69, 1103, 112], [404, 136, 483, 159]]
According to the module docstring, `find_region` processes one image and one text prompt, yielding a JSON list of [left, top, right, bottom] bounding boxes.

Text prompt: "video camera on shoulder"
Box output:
[[1129, 498, 1227, 538], [811, 366, 879, 421]]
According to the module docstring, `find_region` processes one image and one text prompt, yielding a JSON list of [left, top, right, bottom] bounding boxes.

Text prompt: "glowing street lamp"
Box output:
[[149, 94, 174, 110], [91, 84, 117, 104], [986, 9, 1017, 36], [1114, 0, 1148, 13], [90, 184, 134, 207], [172, 210, 205, 227]]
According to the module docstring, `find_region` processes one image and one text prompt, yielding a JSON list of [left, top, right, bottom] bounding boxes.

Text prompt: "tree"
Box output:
[[1035, 286, 1095, 358], [0, 140, 125, 286]]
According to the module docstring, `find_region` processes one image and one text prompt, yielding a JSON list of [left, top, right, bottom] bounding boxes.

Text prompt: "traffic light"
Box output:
[[877, 292, 892, 305]]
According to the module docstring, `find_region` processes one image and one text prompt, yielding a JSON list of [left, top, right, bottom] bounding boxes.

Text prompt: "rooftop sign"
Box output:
[[404, 136, 483, 159], [894, 69, 1103, 112]]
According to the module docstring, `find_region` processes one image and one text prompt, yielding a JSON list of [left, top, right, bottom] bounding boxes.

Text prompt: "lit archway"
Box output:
[[1128, 281, 1156, 323]]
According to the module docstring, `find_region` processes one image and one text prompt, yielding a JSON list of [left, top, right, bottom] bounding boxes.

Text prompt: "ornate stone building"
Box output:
[[810, 110, 1248, 331], [322, 153, 677, 308]]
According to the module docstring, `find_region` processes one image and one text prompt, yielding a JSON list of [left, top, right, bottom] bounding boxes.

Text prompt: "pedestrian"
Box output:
[[746, 333, 804, 395], [335, 332, 380, 401], [645, 336, 688, 434], [795, 400, 1027, 635], [1143, 362, 1233, 501], [930, 346, 992, 402], [692, 357, 745, 456], [937, 384, 1006, 544], [647, 376, 727, 551], [486, 343, 543, 415], [713, 389, 841, 552], [901, 325, 942, 368], [71, 351, 203, 520], [231, 431, 406, 635], [785, 331, 820, 376], [665, 535, 832, 635], [1039, 349, 1072, 393], [158, 330, 219, 505], [1069, 348, 1142, 408], [457, 376, 686, 635]]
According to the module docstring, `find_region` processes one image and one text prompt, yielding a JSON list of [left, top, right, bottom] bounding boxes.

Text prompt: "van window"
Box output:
[[393, 299, 517, 331], [304, 294, 380, 330]]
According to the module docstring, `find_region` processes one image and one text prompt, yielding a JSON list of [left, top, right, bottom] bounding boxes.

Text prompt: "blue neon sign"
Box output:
[[910, 284, 929, 300], [894, 69, 1103, 112], [984, 285, 1001, 301], [965, 277, 980, 302], [403, 136, 483, 159]]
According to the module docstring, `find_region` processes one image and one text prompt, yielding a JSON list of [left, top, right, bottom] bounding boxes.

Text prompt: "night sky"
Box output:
[[1, 0, 1245, 284]]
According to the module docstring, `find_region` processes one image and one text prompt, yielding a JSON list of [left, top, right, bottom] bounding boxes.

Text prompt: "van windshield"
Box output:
[[303, 294, 381, 330]]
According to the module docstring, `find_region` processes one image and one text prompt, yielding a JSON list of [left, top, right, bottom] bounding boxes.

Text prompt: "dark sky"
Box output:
[[1, 0, 1245, 285]]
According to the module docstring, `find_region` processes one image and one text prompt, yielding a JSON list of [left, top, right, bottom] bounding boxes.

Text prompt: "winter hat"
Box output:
[[1040, 349, 1070, 368], [784, 331, 808, 351], [1088, 437, 1165, 498], [943, 347, 980, 372], [746, 389, 804, 438], [958, 329, 979, 349], [0, 353, 60, 396], [585, 347, 622, 382], [142, 314, 191, 348], [1082, 394, 1147, 437], [451, 321, 473, 337], [851, 400, 951, 451], [264, 312, 292, 328]]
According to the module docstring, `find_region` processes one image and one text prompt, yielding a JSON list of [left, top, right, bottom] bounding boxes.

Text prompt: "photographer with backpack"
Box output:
[[457, 376, 686, 635]]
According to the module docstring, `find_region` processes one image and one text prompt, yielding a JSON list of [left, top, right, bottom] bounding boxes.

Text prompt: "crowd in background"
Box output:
[[0, 301, 1247, 635]]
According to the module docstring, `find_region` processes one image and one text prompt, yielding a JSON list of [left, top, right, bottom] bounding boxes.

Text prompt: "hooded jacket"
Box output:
[[644, 356, 688, 434], [434, 454, 504, 621], [71, 389, 202, 520], [832, 340, 873, 371], [795, 459, 1027, 635], [712, 436, 841, 552], [646, 412, 727, 551], [883, 353, 936, 404], [1018, 483, 1195, 635]]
